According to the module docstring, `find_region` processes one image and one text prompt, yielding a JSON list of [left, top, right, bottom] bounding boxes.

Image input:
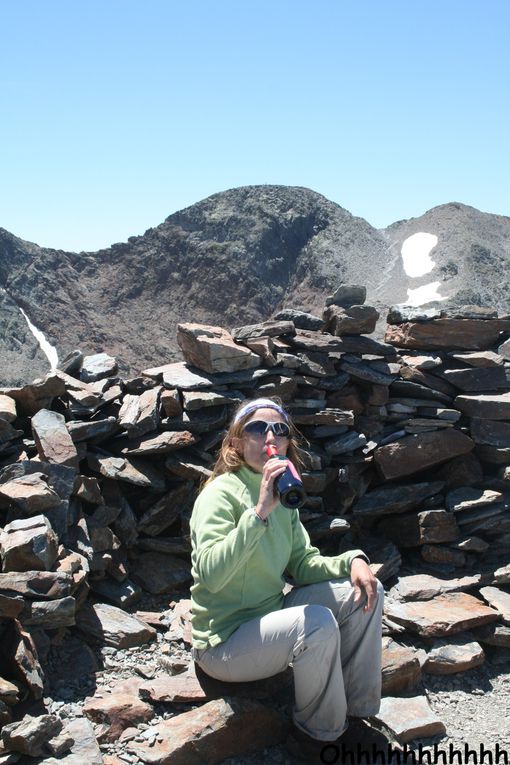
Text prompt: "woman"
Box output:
[[190, 397, 384, 761]]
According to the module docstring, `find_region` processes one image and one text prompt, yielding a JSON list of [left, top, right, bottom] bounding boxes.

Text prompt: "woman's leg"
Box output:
[[194, 603, 347, 741], [284, 578, 384, 718]]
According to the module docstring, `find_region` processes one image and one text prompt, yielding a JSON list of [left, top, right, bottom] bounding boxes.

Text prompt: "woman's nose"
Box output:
[[265, 428, 276, 444]]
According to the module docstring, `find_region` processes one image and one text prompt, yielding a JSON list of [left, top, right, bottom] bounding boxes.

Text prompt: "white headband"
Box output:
[[233, 398, 288, 424]]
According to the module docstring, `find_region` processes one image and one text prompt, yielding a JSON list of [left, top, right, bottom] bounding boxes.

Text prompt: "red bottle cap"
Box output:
[[265, 444, 279, 458]]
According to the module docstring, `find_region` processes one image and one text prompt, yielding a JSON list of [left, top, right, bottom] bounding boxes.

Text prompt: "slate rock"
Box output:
[[83, 678, 153, 742], [421, 544, 466, 567], [0, 474, 61, 515], [381, 637, 421, 696], [137, 483, 192, 536], [31, 410, 79, 469], [131, 552, 191, 594], [479, 586, 510, 626], [66, 416, 119, 443], [384, 592, 500, 637], [177, 323, 260, 374], [352, 481, 444, 517], [470, 418, 510, 448], [442, 367, 508, 391], [0, 394, 16, 422], [20, 596, 76, 628], [325, 284, 366, 308], [424, 637, 485, 674], [374, 695, 445, 742], [374, 430, 474, 480], [378, 509, 459, 547], [0, 374, 66, 417], [80, 353, 117, 382], [75, 602, 157, 648], [0, 515, 58, 572], [35, 718, 103, 765], [451, 350, 504, 367], [393, 573, 480, 601], [231, 320, 295, 341], [385, 318, 510, 351], [139, 673, 207, 704], [160, 389, 182, 417], [273, 309, 323, 330], [119, 430, 197, 456], [323, 304, 379, 336], [2, 714, 62, 757], [446, 487, 503, 512], [7, 620, 44, 699], [289, 329, 395, 356], [127, 697, 288, 765], [118, 387, 161, 437], [455, 392, 510, 420], [387, 306, 442, 324]]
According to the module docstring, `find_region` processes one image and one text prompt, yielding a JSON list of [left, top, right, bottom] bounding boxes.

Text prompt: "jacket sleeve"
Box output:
[[191, 482, 267, 593], [286, 509, 368, 584]]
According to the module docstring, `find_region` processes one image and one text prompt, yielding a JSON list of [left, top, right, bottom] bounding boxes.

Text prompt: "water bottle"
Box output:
[[265, 445, 307, 509]]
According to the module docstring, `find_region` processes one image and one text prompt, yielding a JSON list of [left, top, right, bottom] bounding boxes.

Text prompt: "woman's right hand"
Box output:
[[255, 457, 289, 520]]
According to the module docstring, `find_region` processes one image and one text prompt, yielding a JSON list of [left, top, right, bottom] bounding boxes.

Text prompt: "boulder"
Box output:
[[325, 284, 366, 308], [177, 324, 260, 374], [385, 318, 510, 351], [374, 430, 474, 480], [0, 516, 58, 572], [31, 410, 78, 469], [373, 696, 446, 743], [1, 714, 62, 757], [323, 304, 379, 336], [80, 353, 117, 382], [75, 602, 156, 648], [127, 697, 288, 765], [384, 592, 500, 637]]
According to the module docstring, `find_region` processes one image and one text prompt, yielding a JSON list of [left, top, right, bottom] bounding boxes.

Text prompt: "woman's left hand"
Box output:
[[350, 557, 379, 613]]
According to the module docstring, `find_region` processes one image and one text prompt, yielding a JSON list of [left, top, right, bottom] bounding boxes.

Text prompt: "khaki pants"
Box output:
[[193, 578, 384, 741]]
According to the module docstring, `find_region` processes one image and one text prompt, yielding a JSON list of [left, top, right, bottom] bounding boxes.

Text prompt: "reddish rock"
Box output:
[[177, 323, 260, 374], [421, 544, 466, 567], [384, 592, 500, 637], [0, 516, 58, 572], [479, 586, 510, 626], [323, 304, 379, 336], [385, 318, 510, 351], [0, 473, 61, 515], [31, 409, 79, 468], [374, 695, 446, 743], [381, 638, 421, 696], [83, 683, 153, 742], [139, 673, 207, 703], [118, 386, 161, 437], [127, 697, 288, 765], [394, 573, 480, 601], [160, 389, 182, 417], [424, 638, 485, 675], [75, 602, 156, 648], [374, 430, 474, 480]]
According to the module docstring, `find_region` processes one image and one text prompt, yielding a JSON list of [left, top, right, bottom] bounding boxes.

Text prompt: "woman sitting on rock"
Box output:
[[189, 397, 384, 762]]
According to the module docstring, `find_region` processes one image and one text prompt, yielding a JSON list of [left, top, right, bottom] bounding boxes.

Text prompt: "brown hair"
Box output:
[[206, 397, 302, 483]]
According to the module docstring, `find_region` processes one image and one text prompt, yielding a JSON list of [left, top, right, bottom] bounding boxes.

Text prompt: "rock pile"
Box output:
[[1, 290, 510, 762]]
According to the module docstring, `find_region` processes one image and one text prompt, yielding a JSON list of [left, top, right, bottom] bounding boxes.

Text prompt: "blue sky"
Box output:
[[1, 0, 509, 252]]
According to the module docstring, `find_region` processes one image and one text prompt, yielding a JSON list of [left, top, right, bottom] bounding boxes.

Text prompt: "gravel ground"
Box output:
[[36, 594, 510, 765]]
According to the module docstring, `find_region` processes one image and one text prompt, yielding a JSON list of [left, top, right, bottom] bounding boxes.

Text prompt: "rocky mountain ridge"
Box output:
[[1, 186, 510, 386]]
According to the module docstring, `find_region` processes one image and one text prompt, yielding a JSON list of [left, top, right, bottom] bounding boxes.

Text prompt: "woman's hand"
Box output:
[[350, 557, 379, 613], [255, 457, 289, 520]]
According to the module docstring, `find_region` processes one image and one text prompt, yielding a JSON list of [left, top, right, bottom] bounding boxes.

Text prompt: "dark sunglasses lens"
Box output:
[[244, 421, 267, 435], [244, 421, 290, 437]]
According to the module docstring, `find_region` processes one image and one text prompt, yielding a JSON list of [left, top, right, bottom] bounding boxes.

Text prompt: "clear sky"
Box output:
[[1, 0, 509, 252]]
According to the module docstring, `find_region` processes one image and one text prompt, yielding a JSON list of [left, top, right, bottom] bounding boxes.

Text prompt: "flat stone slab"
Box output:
[[0, 394, 17, 422], [384, 592, 500, 637], [127, 697, 288, 765], [139, 673, 207, 703], [0, 473, 61, 514], [83, 679, 153, 742], [374, 430, 474, 480], [31, 409, 78, 469], [130, 552, 191, 594], [446, 487, 502, 512], [479, 586, 510, 625], [352, 481, 444, 517], [455, 393, 510, 420], [378, 509, 460, 547], [442, 367, 508, 391], [470, 418, 510, 448], [393, 574, 481, 601], [424, 637, 485, 675], [373, 695, 446, 743], [385, 318, 510, 351], [177, 323, 260, 374], [231, 320, 295, 341], [80, 353, 117, 382], [450, 351, 504, 367], [75, 602, 156, 648], [381, 637, 421, 695]]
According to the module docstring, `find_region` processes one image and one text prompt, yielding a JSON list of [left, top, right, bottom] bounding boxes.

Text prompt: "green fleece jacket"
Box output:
[[190, 465, 366, 649]]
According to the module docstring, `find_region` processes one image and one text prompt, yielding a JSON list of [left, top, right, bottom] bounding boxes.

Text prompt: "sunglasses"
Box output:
[[243, 420, 291, 438]]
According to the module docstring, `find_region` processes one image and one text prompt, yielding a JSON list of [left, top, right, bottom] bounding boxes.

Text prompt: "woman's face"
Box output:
[[233, 407, 289, 473]]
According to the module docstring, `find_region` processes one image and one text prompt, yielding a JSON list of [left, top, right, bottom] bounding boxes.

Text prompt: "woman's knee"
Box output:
[[301, 604, 339, 644]]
